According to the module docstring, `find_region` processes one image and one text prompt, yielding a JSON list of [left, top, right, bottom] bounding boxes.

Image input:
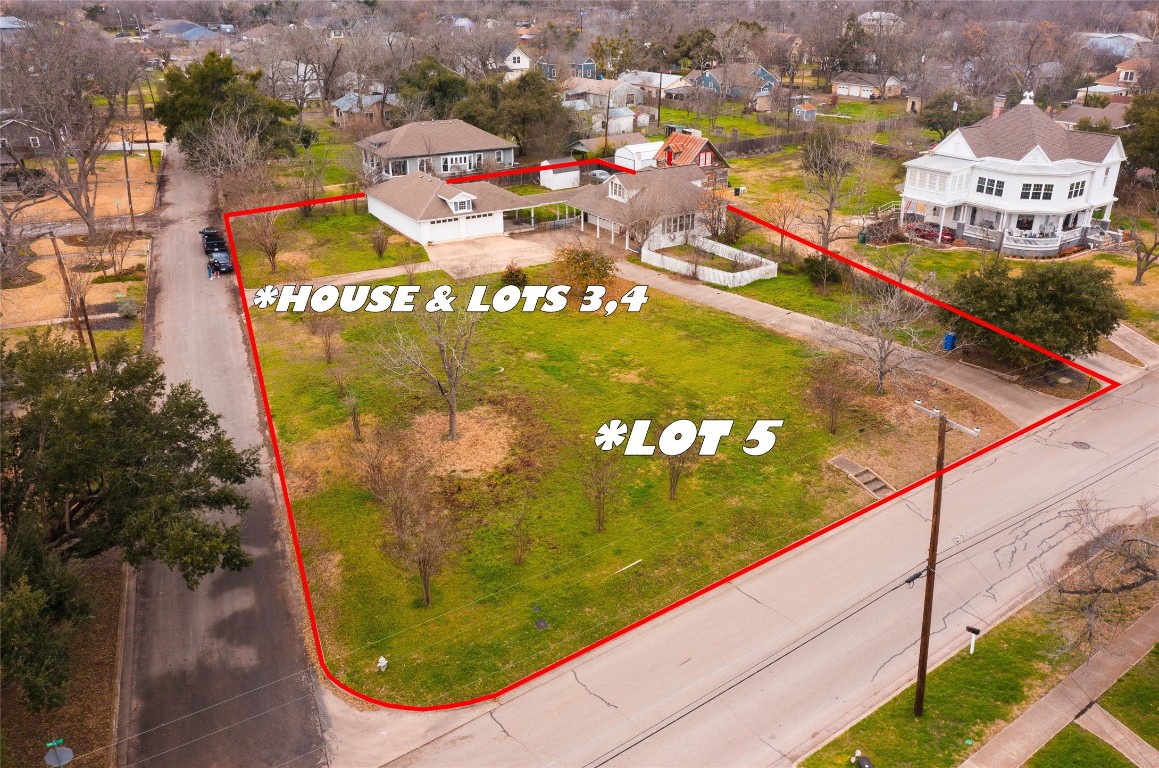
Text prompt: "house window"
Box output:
[[419, 157, 435, 174], [1016, 214, 1034, 230], [453, 199, 471, 213], [1067, 180, 1086, 199], [389, 160, 407, 176], [698, 150, 713, 167], [1019, 183, 1053, 200], [0, 138, 7, 148], [609, 179, 625, 200], [512, 56, 521, 64], [495, 150, 503, 163], [627, 93, 636, 105], [661, 212, 695, 235], [1122, 70, 1135, 82], [28, 136, 40, 148], [975, 177, 1004, 196], [441, 154, 474, 172], [1103, 167, 1111, 187]]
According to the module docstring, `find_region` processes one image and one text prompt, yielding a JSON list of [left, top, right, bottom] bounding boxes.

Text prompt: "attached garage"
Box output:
[[365, 173, 523, 246]]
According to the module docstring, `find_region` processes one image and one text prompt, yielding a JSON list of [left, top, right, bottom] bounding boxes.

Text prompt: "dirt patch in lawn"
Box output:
[[283, 422, 360, 497], [408, 406, 514, 477]]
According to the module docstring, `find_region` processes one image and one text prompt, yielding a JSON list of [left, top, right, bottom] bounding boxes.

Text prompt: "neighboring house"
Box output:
[[690, 65, 779, 100], [562, 77, 644, 109], [365, 172, 525, 244], [617, 71, 695, 100], [562, 98, 593, 113], [567, 165, 708, 250], [331, 92, 398, 128], [571, 57, 597, 79], [593, 106, 637, 136], [1092, 57, 1151, 93], [793, 102, 818, 121], [858, 10, 903, 32], [452, 16, 475, 34], [772, 32, 806, 64], [831, 71, 902, 99], [539, 158, 580, 190], [537, 58, 558, 80], [654, 130, 730, 186], [0, 15, 32, 41], [1082, 32, 1151, 59], [180, 25, 219, 43], [568, 131, 651, 155], [357, 119, 517, 182], [0, 117, 50, 165], [614, 140, 665, 171], [1075, 82, 1131, 99], [899, 93, 1126, 257], [496, 44, 531, 80], [241, 23, 281, 42], [1053, 102, 1131, 131]]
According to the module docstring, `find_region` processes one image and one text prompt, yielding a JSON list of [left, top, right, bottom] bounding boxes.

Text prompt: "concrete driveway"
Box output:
[[425, 229, 572, 278]]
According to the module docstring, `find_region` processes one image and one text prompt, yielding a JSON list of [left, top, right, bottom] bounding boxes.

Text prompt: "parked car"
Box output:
[[208, 251, 234, 273], [201, 227, 227, 254], [589, 169, 611, 183], [906, 222, 954, 244]]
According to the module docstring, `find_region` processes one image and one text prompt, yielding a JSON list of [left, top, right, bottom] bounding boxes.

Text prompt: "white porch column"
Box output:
[[531, 208, 535, 226], [938, 206, 947, 236], [1103, 202, 1113, 221], [596, 217, 601, 238], [898, 197, 905, 226]]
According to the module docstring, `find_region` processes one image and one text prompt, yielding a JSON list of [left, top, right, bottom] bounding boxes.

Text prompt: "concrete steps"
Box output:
[[828, 456, 896, 499]]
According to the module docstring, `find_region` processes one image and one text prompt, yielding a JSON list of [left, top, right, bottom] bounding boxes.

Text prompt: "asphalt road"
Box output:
[[317, 371, 1157, 768], [117, 148, 327, 767]]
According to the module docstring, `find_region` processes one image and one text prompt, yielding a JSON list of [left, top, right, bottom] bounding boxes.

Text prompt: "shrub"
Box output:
[[803, 254, 846, 287], [117, 298, 141, 318], [556, 244, 615, 286], [501, 262, 529, 288]]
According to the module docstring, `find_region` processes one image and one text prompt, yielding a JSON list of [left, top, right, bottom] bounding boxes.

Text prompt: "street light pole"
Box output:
[[912, 400, 979, 717]]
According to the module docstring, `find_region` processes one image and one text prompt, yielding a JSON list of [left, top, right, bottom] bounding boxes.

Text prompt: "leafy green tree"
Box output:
[[1083, 92, 1110, 108], [455, 71, 573, 157], [589, 31, 640, 77], [944, 256, 1127, 366], [154, 51, 298, 145], [919, 91, 988, 140], [398, 56, 469, 120], [671, 27, 718, 68], [1, 331, 259, 708], [452, 76, 504, 137], [1123, 92, 1159, 172]]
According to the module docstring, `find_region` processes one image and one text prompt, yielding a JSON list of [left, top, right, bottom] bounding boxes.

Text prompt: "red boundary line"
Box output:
[[223, 157, 1121, 712]]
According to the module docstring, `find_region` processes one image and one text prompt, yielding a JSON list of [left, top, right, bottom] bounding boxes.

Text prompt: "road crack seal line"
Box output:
[[573, 670, 619, 709]]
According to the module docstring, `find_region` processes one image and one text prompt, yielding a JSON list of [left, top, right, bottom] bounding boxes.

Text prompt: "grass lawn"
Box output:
[[251, 268, 875, 706], [803, 609, 1081, 768], [233, 209, 428, 286], [728, 153, 901, 216], [508, 183, 551, 195], [1101, 643, 1159, 748], [658, 243, 745, 273], [859, 244, 990, 285], [650, 105, 776, 139], [817, 97, 906, 122], [730, 264, 851, 321], [1025, 724, 1135, 768], [1088, 252, 1159, 342]]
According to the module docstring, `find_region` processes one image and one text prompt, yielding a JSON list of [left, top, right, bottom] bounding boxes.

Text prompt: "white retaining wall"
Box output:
[[641, 237, 778, 287]]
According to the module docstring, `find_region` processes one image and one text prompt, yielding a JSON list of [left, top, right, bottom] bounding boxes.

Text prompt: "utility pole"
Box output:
[[119, 128, 137, 234], [49, 231, 94, 374], [911, 400, 979, 717]]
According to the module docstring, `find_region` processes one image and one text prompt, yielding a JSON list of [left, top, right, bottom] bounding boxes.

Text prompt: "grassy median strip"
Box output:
[[1101, 643, 1159, 748], [1026, 724, 1135, 768], [803, 609, 1080, 768]]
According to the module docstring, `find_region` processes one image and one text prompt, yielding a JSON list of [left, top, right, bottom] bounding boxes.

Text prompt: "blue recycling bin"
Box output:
[[943, 331, 957, 351]]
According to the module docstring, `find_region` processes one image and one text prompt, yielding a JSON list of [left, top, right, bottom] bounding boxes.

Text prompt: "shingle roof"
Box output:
[[0, 15, 32, 30], [958, 103, 1120, 162], [1053, 102, 1130, 129], [364, 173, 526, 221], [332, 93, 385, 113], [618, 71, 691, 90], [562, 77, 636, 96], [656, 132, 731, 168], [566, 165, 704, 223], [356, 120, 516, 160], [833, 71, 898, 86], [569, 132, 650, 153]]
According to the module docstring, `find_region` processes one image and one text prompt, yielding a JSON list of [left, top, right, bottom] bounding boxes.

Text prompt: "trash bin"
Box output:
[[943, 331, 957, 351], [858, 230, 867, 244]]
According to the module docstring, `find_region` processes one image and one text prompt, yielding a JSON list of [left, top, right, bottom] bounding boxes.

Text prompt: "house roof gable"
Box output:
[[956, 102, 1121, 163], [356, 119, 516, 159], [656, 132, 731, 168]]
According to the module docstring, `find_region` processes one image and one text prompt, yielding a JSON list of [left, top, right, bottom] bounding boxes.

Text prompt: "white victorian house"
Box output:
[[900, 94, 1125, 257]]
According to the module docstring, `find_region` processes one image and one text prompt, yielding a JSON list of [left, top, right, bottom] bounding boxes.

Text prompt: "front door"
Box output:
[[969, 206, 977, 225]]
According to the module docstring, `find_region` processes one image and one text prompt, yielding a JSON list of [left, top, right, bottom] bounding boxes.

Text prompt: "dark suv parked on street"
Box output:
[[201, 227, 227, 254]]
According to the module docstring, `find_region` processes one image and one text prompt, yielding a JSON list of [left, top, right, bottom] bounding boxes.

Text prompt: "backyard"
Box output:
[[728, 151, 903, 217], [247, 261, 1013, 706]]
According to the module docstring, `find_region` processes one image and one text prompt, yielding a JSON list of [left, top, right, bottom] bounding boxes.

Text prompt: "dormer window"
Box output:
[[609, 179, 625, 200], [453, 199, 472, 213]]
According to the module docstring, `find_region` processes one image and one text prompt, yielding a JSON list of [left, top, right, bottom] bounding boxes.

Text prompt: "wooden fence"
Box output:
[[715, 117, 907, 157]]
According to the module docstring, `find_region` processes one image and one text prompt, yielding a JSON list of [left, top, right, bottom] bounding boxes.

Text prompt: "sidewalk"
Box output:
[[961, 603, 1159, 768], [615, 261, 1071, 428]]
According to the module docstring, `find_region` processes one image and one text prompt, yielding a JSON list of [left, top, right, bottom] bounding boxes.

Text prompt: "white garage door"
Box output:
[[836, 84, 849, 95], [427, 218, 462, 243]]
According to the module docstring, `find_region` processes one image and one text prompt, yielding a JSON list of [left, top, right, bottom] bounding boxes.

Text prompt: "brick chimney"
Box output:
[[991, 94, 1006, 119]]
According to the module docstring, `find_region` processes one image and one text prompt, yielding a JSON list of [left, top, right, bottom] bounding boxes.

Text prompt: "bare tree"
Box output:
[[666, 451, 695, 501], [1128, 186, 1159, 286], [399, 502, 460, 607], [699, 188, 729, 241], [0, 176, 51, 281], [299, 146, 332, 217], [760, 193, 803, 257], [1048, 496, 1158, 650], [4, 26, 122, 236], [800, 126, 871, 253], [807, 355, 857, 434], [828, 273, 931, 395], [238, 210, 283, 274], [511, 512, 532, 565], [361, 429, 432, 537], [583, 450, 622, 533], [371, 226, 391, 259], [375, 304, 483, 440], [306, 311, 344, 364]]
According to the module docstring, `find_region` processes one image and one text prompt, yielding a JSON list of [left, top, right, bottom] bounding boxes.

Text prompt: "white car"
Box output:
[[590, 169, 611, 183]]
